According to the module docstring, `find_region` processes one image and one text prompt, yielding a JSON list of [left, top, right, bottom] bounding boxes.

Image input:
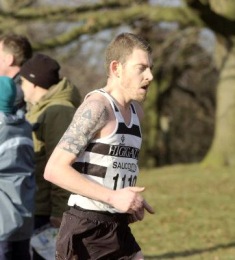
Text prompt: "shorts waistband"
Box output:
[[70, 205, 129, 223]]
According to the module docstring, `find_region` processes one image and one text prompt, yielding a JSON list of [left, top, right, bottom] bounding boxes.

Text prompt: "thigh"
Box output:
[[73, 219, 140, 259], [56, 211, 96, 260], [56, 211, 85, 260], [113, 224, 141, 260], [131, 251, 144, 260]]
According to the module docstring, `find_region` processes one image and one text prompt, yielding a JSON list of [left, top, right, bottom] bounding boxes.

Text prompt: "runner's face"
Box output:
[[120, 48, 153, 103]]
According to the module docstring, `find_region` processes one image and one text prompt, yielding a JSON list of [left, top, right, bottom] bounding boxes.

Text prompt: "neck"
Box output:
[[6, 67, 20, 78], [103, 83, 131, 110]]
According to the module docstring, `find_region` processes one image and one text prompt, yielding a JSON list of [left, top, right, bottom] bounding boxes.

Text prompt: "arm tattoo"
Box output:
[[58, 99, 109, 155]]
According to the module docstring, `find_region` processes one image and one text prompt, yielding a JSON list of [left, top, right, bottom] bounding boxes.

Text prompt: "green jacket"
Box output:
[[26, 77, 81, 217]]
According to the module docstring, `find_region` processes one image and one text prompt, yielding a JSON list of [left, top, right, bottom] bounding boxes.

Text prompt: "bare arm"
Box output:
[[44, 97, 110, 195]]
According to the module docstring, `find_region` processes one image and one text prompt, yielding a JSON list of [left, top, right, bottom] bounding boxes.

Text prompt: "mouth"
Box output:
[[140, 84, 148, 91]]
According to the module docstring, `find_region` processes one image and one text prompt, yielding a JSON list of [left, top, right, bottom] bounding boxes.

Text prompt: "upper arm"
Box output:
[[57, 97, 109, 156]]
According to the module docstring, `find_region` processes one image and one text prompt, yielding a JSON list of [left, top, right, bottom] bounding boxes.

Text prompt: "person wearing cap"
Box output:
[[20, 53, 81, 259], [0, 33, 33, 112], [0, 76, 35, 260]]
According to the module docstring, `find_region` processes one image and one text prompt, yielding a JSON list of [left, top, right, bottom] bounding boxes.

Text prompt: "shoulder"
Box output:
[[69, 93, 110, 127], [80, 91, 112, 116], [85, 90, 109, 104]]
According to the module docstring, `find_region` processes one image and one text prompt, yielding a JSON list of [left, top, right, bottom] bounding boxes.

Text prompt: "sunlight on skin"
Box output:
[[132, 251, 144, 260]]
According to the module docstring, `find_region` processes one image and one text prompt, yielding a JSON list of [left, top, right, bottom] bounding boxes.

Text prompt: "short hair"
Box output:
[[0, 33, 32, 67], [105, 32, 152, 75]]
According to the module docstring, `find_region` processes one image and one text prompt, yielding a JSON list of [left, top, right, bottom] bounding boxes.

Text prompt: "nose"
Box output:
[[146, 68, 153, 82]]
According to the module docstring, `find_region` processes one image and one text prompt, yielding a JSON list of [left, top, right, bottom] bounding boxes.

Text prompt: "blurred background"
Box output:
[[1, 0, 235, 169], [1, 1, 235, 258]]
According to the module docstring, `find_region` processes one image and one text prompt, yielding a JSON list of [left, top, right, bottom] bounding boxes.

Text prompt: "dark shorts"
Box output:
[[56, 206, 141, 260]]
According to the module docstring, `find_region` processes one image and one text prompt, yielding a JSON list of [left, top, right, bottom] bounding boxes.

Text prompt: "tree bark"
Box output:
[[203, 39, 235, 166]]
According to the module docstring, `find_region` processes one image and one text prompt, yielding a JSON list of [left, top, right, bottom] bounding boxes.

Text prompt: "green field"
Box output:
[[131, 164, 235, 260]]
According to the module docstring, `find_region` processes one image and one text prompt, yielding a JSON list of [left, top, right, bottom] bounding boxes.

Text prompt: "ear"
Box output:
[[5, 53, 14, 66], [110, 60, 121, 78]]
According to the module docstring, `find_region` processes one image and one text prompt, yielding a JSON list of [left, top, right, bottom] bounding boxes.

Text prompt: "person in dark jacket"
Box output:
[[0, 76, 35, 260], [20, 53, 81, 259]]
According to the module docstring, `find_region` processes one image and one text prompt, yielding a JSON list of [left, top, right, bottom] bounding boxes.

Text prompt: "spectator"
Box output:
[[20, 53, 81, 259], [0, 76, 35, 260], [0, 33, 33, 112]]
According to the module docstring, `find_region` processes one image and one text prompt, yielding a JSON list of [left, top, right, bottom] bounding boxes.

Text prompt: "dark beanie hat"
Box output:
[[20, 53, 60, 89], [0, 76, 16, 114]]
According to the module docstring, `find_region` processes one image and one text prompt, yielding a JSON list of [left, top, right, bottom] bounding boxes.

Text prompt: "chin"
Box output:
[[137, 95, 146, 103]]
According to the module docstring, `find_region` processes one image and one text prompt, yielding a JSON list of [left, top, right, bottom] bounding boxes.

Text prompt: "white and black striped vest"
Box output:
[[68, 89, 142, 212]]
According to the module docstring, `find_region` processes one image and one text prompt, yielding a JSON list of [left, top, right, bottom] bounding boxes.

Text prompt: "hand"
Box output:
[[109, 186, 145, 213], [50, 216, 62, 228], [143, 199, 155, 215], [128, 199, 155, 223], [110, 186, 155, 214]]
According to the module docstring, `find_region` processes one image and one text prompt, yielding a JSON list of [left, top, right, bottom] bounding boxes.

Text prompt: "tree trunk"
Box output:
[[209, 0, 235, 20], [203, 40, 235, 167]]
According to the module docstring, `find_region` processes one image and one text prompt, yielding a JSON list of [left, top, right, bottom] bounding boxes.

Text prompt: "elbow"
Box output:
[[44, 161, 55, 183]]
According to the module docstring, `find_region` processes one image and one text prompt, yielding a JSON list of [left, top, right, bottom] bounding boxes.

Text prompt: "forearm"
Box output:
[[44, 162, 115, 206]]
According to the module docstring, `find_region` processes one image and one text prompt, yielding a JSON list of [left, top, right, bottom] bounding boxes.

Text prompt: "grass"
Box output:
[[131, 163, 235, 260]]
